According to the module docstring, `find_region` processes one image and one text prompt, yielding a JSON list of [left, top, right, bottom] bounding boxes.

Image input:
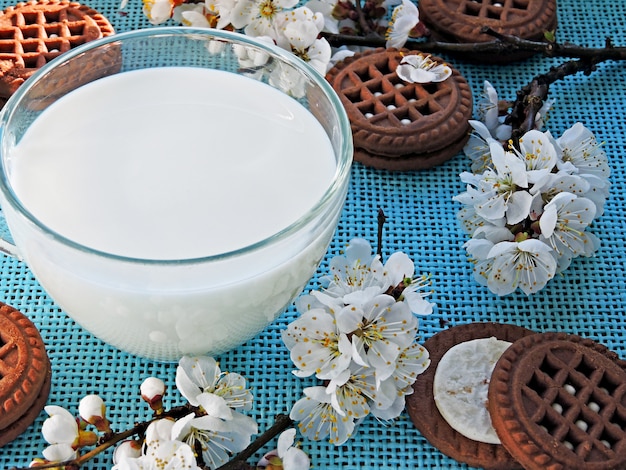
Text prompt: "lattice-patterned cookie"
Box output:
[[488, 332, 626, 470], [0, 303, 50, 446], [419, 0, 558, 63], [326, 48, 472, 171], [0, 0, 115, 99]]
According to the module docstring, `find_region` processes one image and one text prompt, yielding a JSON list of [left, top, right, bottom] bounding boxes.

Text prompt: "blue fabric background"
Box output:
[[0, 0, 624, 468]]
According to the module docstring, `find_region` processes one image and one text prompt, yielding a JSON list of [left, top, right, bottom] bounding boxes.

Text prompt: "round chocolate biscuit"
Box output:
[[0, 362, 51, 447], [0, 303, 50, 430], [488, 332, 626, 470], [419, 0, 557, 63], [0, 0, 116, 100], [406, 322, 536, 470], [325, 48, 472, 171], [354, 127, 469, 171]]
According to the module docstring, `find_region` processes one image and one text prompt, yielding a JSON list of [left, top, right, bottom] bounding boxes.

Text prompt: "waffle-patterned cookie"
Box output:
[[325, 48, 472, 171], [0, 302, 50, 446], [407, 322, 536, 469], [488, 332, 626, 470], [419, 0, 558, 63], [0, 0, 115, 100]]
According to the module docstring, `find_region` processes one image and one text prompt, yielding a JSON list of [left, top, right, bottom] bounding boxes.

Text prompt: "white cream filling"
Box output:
[[433, 337, 511, 444]]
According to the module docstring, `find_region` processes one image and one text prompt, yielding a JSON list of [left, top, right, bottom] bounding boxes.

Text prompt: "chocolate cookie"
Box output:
[[406, 322, 536, 470], [0, 0, 116, 100], [325, 48, 472, 171], [419, 0, 558, 63], [488, 332, 626, 470], [0, 365, 51, 447], [0, 303, 51, 446]]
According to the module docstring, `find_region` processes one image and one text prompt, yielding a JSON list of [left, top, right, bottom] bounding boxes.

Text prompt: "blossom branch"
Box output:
[[10, 406, 194, 470], [216, 414, 293, 470], [507, 59, 598, 145], [321, 30, 626, 61], [352, 0, 375, 38]]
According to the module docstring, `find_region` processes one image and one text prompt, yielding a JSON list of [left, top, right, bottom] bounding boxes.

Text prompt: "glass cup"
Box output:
[[0, 27, 352, 361]]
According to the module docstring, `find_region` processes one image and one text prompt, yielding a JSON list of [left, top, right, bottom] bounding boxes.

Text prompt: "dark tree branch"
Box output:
[[321, 30, 626, 61], [507, 59, 598, 146], [216, 414, 293, 470]]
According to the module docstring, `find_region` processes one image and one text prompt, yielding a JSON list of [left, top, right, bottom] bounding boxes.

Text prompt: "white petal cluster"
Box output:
[[163, 0, 332, 92], [455, 97, 610, 295], [385, 0, 420, 49], [283, 238, 432, 445], [257, 428, 311, 469], [396, 54, 452, 84], [114, 356, 258, 470]]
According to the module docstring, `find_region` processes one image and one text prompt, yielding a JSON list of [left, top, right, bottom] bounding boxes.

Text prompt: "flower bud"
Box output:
[[78, 394, 111, 433], [140, 377, 166, 414], [77, 429, 99, 447]]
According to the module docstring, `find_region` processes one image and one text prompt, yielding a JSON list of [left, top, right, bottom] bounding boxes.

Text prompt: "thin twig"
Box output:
[[352, 0, 374, 37], [321, 31, 626, 61], [377, 208, 387, 260], [216, 414, 293, 470], [507, 59, 598, 145], [10, 406, 193, 470]]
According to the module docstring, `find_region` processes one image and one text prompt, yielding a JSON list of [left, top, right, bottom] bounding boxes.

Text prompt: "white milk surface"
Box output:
[[9, 67, 336, 259]]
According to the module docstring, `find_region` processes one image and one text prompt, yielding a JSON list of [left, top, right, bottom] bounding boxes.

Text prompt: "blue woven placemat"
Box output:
[[0, 0, 625, 468]]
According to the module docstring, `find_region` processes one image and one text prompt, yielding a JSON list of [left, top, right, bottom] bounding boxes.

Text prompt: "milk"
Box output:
[[9, 67, 336, 259], [2, 67, 345, 360]]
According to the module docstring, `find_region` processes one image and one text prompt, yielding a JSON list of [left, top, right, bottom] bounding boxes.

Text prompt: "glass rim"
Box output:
[[0, 27, 353, 265]]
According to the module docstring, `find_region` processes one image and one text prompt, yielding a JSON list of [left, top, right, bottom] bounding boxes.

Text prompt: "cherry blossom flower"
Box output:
[[396, 54, 451, 84], [171, 412, 258, 469], [113, 438, 201, 470], [383, 251, 434, 315], [281, 309, 352, 379], [231, 0, 299, 39], [290, 386, 355, 445], [113, 440, 142, 464], [142, 0, 181, 24], [539, 191, 599, 271], [285, 238, 431, 443], [514, 129, 559, 175], [175, 356, 253, 414], [41, 406, 80, 456], [554, 122, 611, 216], [179, 0, 238, 29], [320, 238, 385, 300], [455, 141, 532, 225], [385, 0, 420, 49], [257, 428, 310, 469], [388, 341, 430, 394], [463, 120, 500, 173], [336, 294, 417, 381], [305, 0, 339, 33], [456, 121, 609, 295], [486, 239, 557, 295], [476, 81, 512, 141], [325, 367, 375, 420]]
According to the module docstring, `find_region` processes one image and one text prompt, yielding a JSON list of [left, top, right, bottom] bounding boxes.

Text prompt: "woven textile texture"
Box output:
[[0, 0, 624, 468]]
